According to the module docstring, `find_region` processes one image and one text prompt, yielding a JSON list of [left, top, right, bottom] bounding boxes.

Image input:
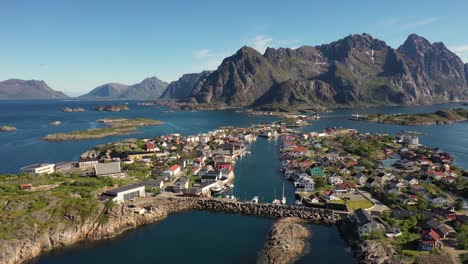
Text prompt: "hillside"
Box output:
[[119, 77, 168, 100], [183, 33, 468, 111], [79, 77, 168, 100], [78, 83, 128, 99], [0, 79, 69, 99], [159, 71, 211, 99]]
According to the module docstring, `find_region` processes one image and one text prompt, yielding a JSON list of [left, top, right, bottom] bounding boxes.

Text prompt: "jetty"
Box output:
[[142, 197, 343, 224]]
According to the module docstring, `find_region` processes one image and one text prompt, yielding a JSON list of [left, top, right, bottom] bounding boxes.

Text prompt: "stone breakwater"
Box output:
[[0, 198, 339, 264], [260, 217, 311, 264], [188, 198, 340, 224]]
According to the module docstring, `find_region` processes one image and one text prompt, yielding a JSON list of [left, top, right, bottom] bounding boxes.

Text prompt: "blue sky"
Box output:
[[1, 0, 468, 95]]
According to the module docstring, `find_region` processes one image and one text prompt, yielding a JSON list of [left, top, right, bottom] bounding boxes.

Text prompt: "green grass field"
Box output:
[[346, 199, 373, 210]]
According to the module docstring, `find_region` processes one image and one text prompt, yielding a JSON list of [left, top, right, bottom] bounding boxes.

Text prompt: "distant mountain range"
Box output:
[[162, 33, 468, 111], [2, 33, 467, 108], [79, 77, 168, 99], [0, 79, 68, 99]]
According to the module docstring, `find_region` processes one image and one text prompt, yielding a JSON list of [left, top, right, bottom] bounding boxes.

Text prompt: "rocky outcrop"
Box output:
[[260, 217, 310, 264], [0, 199, 194, 264], [0, 198, 340, 264], [354, 241, 400, 264]]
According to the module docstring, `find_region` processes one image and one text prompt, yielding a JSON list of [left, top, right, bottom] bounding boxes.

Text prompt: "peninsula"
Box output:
[[352, 108, 468, 125], [42, 118, 163, 141]]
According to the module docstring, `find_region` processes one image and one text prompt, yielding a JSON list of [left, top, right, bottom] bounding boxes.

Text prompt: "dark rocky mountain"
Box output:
[[79, 83, 128, 99], [119, 77, 168, 100], [0, 79, 69, 99], [159, 71, 211, 100], [79, 77, 168, 99], [186, 33, 468, 110]]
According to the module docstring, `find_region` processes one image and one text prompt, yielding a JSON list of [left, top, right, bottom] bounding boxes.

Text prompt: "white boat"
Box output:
[[280, 183, 286, 205], [49, 121, 61, 126], [210, 186, 225, 195], [251, 196, 259, 204], [272, 199, 281, 205]]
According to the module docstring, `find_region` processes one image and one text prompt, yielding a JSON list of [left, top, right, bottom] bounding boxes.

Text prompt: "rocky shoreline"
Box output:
[[0, 198, 340, 264], [260, 218, 310, 264]]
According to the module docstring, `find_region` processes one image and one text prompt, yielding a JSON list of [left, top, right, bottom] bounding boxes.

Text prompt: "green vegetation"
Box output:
[[122, 162, 152, 179], [42, 118, 163, 141], [345, 199, 373, 210], [360, 108, 468, 125], [0, 173, 124, 240], [338, 135, 388, 160]]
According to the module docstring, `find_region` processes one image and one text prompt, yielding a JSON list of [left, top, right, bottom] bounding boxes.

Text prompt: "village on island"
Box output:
[[10, 115, 468, 263]]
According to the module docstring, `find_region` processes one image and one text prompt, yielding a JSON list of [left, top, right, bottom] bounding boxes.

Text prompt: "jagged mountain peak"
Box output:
[[184, 33, 468, 110]]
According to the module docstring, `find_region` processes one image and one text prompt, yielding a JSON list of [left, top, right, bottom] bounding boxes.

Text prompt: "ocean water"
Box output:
[[2, 100, 466, 264]]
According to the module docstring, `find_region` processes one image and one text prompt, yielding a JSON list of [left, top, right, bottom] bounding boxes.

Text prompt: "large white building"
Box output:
[[20, 163, 55, 174], [99, 184, 146, 204]]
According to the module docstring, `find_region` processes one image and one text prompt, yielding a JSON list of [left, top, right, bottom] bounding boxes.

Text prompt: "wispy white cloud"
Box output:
[[251, 35, 273, 53], [409, 16, 440, 27], [194, 49, 213, 59]]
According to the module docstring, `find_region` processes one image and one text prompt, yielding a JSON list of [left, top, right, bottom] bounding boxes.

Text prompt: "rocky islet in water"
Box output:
[[42, 118, 163, 141], [0, 125, 16, 132], [352, 108, 468, 125]]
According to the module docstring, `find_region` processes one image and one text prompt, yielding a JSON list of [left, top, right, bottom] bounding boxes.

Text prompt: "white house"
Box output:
[[163, 164, 180, 179], [328, 175, 344, 185], [20, 163, 55, 174], [295, 176, 315, 192], [99, 184, 145, 204]]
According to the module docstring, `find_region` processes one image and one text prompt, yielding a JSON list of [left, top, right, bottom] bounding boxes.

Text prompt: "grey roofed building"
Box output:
[[424, 218, 442, 230], [144, 177, 165, 188], [94, 162, 122, 176], [354, 209, 373, 226], [106, 183, 144, 195]]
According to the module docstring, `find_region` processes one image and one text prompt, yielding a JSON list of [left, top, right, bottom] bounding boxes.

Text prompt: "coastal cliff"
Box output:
[[0, 198, 339, 264], [0, 199, 193, 264], [260, 217, 311, 264]]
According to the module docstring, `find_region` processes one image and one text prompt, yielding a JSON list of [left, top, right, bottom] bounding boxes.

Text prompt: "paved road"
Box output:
[[357, 188, 390, 214]]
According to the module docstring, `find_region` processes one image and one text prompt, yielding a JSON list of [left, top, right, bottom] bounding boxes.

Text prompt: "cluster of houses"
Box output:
[[279, 129, 362, 204], [276, 127, 466, 253]]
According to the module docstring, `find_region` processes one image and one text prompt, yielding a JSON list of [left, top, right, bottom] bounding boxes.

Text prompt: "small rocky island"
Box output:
[[62, 107, 85, 112], [0, 126, 16, 132], [352, 108, 468, 125], [261, 218, 311, 264], [42, 118, 163, 141], [93, 104, 129, 112]]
